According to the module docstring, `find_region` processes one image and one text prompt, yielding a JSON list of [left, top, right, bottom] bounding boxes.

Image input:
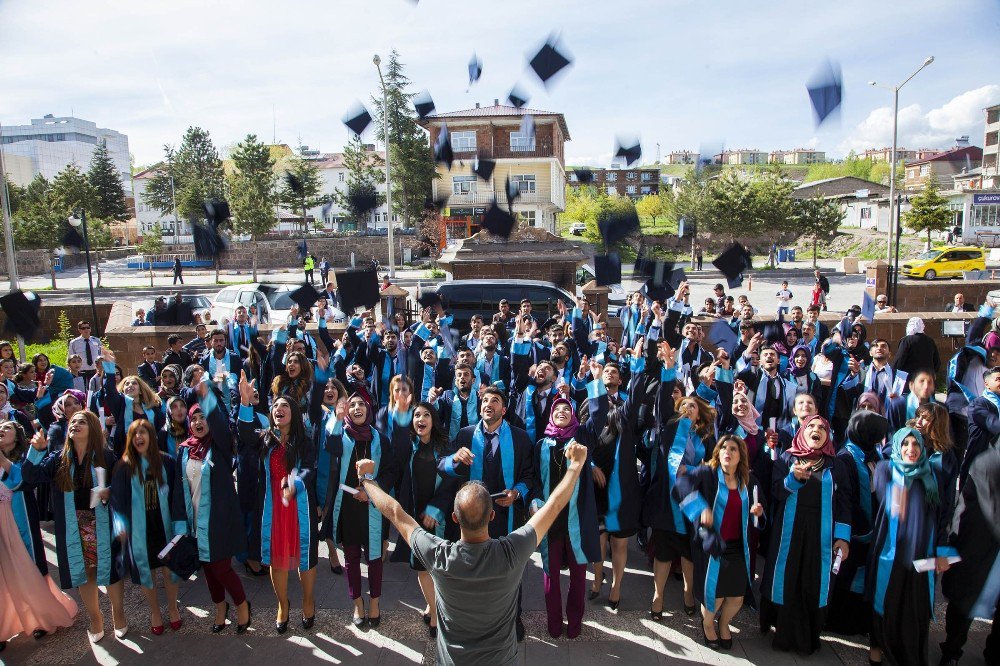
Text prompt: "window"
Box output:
[[606, 173, 617, 182], [338, 173, 345, 182], [920, 165, 930, 176], [606, 186, 617, 196], [452, 175, 476, 195], [626, 172, 637, 181], [568, 172, 578, 182], [519, 210, 536, 226], [860, 207, 871, 219], [215, 290, 237, 304], [641, 172, 652, 181], [512, 174, 536, 193], [971, 204, 1000, 228], [626, 185, 637, 195], [451, 131, 476, 152], [640, 186, 652, 195], [510, 131, 535, 152]]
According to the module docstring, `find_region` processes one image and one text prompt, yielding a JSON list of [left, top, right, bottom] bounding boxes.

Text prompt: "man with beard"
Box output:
[[431, 363, 481, 441], [438, 386, 534, 641], [512, 360, 559, 443], [677, 322, 708, 391], [840, 338, 903, 417], [474, 328, 511, 393], [492, 299, 517, 346], [737, 340, 797, 430], [366, 329, 405, 409]]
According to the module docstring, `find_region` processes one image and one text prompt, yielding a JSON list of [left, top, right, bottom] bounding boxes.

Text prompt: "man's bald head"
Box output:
[[453, 481, 493, 533]]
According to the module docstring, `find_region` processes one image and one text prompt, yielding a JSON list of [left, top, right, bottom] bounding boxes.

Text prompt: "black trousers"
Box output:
[[941, 600, 1000, 663]]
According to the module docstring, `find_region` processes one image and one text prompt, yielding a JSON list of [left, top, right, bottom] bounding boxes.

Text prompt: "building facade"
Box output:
[[132, 167, 192, 244], [782, 149, 825, 165], [419, 102, 569, 237], [859, 147, 940, 163], [984, 103, 999, 179], [720, 149, 768, 165], [0, 115, 130, 188], [568, 167, 659, 198], [665, 150, 699, 165], [792, 176, 892, 232], [904, 146, 983, 190]]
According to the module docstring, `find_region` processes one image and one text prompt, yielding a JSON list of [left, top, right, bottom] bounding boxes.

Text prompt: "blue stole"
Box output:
[[469, 421, 517, 534], [179, 447, 214, 562], [260, 447, 312, 572], [771, 464, 834, 607], [702, 469, 750, 612], [537, 438, 585, 573], [229, 323, 252, 352], [117, 458, 182, 586], [123, 396, 156, 433], [330, 424, 384, 559], [58, 454, 113, 587], [475, 353, 502, 386], [449, 392, 477, 441], [906, 393, 930, 421], [982, 389, 1000, 413], [379, 352, 400, 407], [410, 438, 445, 539], [949, 345, 988, 404], [3, 464, 38, 566], [666, 419, 701, 534], [420, 364, 435, 402], [524, 385, 539, 443]]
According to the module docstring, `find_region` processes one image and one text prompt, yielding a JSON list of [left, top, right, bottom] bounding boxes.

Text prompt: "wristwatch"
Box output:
[[360, 473, 376, 482]]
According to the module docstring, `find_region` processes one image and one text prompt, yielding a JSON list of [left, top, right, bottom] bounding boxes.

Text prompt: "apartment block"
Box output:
[[568, 167, 660, 198]]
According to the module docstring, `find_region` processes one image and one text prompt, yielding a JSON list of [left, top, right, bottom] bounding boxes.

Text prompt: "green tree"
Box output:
[[371, 50, 438, 229], [903, 175, 952, 244], [138, 224, 163, 286], [143, 127, 226, 220], [792, 195, 843, 267], [50, 163, 99, 217], [278, 155, 326, 233], [3, 175, 24, 216], [334, 134, 386, 228], [560, 185, 602, 231], [705, 171, 757, 240], [227, 134, 278, 280], [586, 194, 636, 250], [11, 174, 62, 288], [635, 194, 665, 227], [668, 167, 718, 266], [88, 139, 129, 222]]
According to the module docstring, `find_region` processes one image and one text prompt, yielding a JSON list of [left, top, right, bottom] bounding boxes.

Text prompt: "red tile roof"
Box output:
[[422, 104, 570, 140], [904, 145, 983, 166]]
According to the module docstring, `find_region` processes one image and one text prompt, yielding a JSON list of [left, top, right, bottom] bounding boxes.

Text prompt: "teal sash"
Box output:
[[123, 396, 156, 433], [122, 458, 179, 586], [61, 457, 113, 587], [469, 421, 516, 533], [536, 438, 585, 573], [449, 392, 477, 441], [330, 426, 384, 558], [180, 447, 214, 561]]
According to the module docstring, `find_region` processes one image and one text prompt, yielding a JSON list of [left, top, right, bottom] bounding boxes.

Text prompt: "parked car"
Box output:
[[569, 222, 586, 236], [576, 265, 626, 307], [133, 295, 213, 322], [211, 283, 346, 324], [431, 279, 577, 334], [901, 246, 985, 280]]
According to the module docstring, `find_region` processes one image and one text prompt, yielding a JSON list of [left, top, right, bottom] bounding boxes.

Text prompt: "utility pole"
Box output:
[[0, 123, 26, 361], [374, 54, 396, 279]]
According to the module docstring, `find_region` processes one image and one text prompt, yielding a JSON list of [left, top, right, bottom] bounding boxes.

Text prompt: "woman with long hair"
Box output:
[[390, 399, 460, 638], [376, 374, 415, 440], [173, 383, 250, 634], [673, 434, 764, 649], [158, 396, 188, 457], [100, 350, 164, 457], [315, 376, 348, 575], [826, 410, 889, 637], [910, 403, 958, 506], [110, 420, 184, 635], [0, 421, 78, 651], [237, 372, 318, 634], [324, 392, 399, 628], [18, 410, 125, 643], [867, 428, 955, 665], [642, 352, 717, 619], [759, 414, 852, 654], [529, 395, 600, 639], [31, 353, 74, 429], [270, 350, 314, 414]]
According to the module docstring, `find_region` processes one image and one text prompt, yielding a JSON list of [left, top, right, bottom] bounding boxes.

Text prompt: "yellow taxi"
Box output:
[[901, 246, 986, 280]]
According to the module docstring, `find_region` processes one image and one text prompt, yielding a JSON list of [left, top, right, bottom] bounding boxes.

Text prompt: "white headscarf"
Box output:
[[906, 317, 925, 336]]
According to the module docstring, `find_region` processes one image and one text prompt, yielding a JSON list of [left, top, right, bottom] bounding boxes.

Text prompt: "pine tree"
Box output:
[[793, 195, 843, 267], [334, 134, 386, 228], [228, 134, 278, 280], [371, 50, 437, 229], [88, 140, 129, 222], [144, 127, 226, 221], [904, 174, 952, 244], [277, 155, 326, 233]]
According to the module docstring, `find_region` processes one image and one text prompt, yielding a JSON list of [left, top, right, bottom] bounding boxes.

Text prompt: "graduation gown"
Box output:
[[110, 455, 186, 586], [237, 406, 318, 572], [1, 455, 48, 575], [759, 452, 852, 654], [19, 446, 122, 589], [102, 360, 165, 457]]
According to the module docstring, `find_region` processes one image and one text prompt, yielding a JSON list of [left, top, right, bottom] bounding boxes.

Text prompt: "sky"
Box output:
[[1, 0, 998, 168]]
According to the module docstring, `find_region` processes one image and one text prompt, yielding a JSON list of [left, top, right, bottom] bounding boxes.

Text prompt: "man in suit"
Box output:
[[225, 306, 258, 359], [962, 366, 1000, 488], [736, 343, 797, 430], [945, 292, 975, 313], [163, 333, 194, 369], [137, 345, 163, 389], [199, 328, 243, 376]]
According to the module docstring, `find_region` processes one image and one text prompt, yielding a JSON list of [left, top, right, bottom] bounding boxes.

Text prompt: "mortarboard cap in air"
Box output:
[[482, 201, 516, 239], [416, 290, 442, 308], [413, 90, 435, 120], [573, 168, 595, 185], [598, 206, 640, 245], [507, 84, 530, 109], [593, 253, 622, 286], [0, 289, 42, 340], [434, 123, 454, 170], [641, 278, 674, 303], [335, 267, 380, 312], [191, 221, 228, 260], [615, 136, 642, 168], [468, 52, 483, 86], [347, 189, 380, 218], [806, 59, 843, 126], [712, 243, 753, 289], [472, 158, 495, 182], [288, 282, 323, 312], [528, 35, 573, 87], [342, 102, 372, 137], [203, 199, 230, 226]]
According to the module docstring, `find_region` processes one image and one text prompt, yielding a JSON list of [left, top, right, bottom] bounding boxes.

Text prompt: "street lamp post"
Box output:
[[68, 211, 100, 333], [870, 55, 934, 262], [373, 54, 396, 279], [169, 173, 179, 246]]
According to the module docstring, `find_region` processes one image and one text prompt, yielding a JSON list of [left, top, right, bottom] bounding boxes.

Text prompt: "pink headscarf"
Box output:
[[544, 397, 579, 440], [732, 391, 760, 436], [787, 413, 835, 459]]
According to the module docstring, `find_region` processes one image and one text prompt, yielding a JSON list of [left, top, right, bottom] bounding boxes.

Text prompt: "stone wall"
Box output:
[[0, 303, 114, 342], [865, 261, 1000, 312]]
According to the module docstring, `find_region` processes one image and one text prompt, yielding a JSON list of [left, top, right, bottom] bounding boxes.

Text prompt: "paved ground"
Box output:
[[3, 525, 993, 665]]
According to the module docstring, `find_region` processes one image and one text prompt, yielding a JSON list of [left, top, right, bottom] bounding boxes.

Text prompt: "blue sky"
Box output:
[[1, 0, 998, 167]]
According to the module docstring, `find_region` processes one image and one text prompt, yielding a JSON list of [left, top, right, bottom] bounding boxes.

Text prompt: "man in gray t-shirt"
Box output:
[[356, 441, 588, 665]]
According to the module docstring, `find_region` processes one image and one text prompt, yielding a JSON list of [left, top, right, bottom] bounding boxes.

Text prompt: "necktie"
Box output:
[[486, 432, 498, 458], [84, 338, 93, 367]]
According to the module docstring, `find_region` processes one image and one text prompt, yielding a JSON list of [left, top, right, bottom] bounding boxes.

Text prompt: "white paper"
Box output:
[[752, 487, 760, 528], [89, 488, 103, 509], [769, 417, 777, 432], [93, 467, 106, 489], [832, 550, 843, 574], [913, 556, 961, 572], [339, 483, 359, 496], [282, 468, 298, 507], [158, 534, 184, 561]]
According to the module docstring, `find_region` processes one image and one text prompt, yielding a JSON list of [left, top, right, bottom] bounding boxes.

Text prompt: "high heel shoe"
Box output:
[[352, 614, 367, 629], [330, 560, 343, 575], [151, 624, 165, 636], [368, 613, 381, 629], [588, 572, 606, 601], [683, 603, 696, 616], [169, 618, 183, 631], [114, 625, 129, 640], [702, 623, 720, 649], [428, 625, 437, 639], [244, 562, 269, 577], [301, 614, 315, 630], [32, 629, 47, 640], [649, 606, 663, 621], [607, 596, 620, 611], [211, 602, 230, 633], [717, 620, 732, 650], [237, 601, 252, 635], [422, 612, 431, 625], [88, 629, 105, 643]]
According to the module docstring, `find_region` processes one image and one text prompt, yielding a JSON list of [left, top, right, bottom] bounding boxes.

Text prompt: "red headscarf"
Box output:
[[344, 392, 374, 443], [786, 413, 835, 459], [178, 404, 212, 461]]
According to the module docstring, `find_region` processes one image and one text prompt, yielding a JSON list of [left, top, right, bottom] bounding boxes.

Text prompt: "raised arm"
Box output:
[[357, 457, 420, 546], [526, 441, 587, 547]]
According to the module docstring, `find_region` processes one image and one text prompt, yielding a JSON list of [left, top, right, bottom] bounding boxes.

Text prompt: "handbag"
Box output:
[[158, 534, 202, 579]]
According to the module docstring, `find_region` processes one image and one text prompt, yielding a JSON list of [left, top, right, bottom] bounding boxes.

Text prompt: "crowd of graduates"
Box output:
[[1, 281, 999, 666]]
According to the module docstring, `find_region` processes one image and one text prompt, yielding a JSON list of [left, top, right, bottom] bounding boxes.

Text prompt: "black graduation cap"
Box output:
[[191, 221, 228, 260], [615, 136, 642, 168], [573, 168, 595, 185], [413, 90, 436, 120], [0, 289, 42, 340], [284, 172, 304, 197], [806, 59, 843, 126], [641, 278, 673, 303], [434, 124, 454, 169], [504, 176, 521, 207], [417, 290, 442, 308], [203, 199, 230, 225], [335, 267, 380, 312], [598, 207, 640, 245], [347, 189, 380, 217], [288, 282, 322, 313], [706, 319, 739, 357], [472, 158, 495, 182], [468, 52, 483, 86], [161, 535, 200, 580], [507, 84, 530, 109], [342, 101, 372, 136], [593, 253, 622, 286], [712, 243, 753, 289], [761, 321, 785, 346], [61, 224, 85, 253], [297, 240, 308, 262], [528, 35, 573, 87], [482, 201, 516, 239]]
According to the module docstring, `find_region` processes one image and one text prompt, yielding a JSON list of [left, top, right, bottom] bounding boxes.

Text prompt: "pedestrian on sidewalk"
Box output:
[[303, 254, 315, 284], [814, 269, 830, 311], [696, 244, 704, 271], [319, 257, 330, 285], [172, 257, 183, 285]]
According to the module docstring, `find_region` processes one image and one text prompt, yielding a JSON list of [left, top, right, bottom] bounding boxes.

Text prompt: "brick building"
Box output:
[[567, 167, 660, 198], [904, 146, 983, 190]]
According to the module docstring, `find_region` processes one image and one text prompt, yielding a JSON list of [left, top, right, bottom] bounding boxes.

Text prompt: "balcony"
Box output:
[[444, 190, 549, 205]]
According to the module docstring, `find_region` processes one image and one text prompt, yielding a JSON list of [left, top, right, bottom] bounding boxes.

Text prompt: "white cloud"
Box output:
[[839, 85, 1000, 154]]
